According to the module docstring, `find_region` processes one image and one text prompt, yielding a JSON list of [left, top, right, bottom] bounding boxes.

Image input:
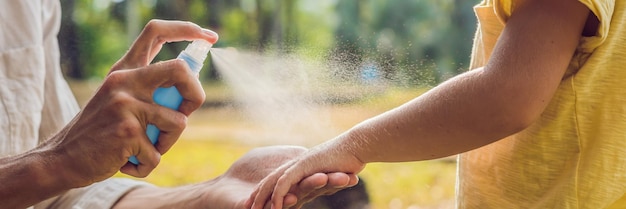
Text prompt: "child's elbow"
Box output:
[[498, 106, 541, 137]]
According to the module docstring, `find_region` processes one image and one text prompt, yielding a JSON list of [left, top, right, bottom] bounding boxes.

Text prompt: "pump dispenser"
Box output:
[[129, 40, 212, 165]]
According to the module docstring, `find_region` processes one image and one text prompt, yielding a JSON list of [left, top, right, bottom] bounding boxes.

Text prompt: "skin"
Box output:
[[0, 19, 354, 209], [108, 21, 356, 209], [0, 20, 215, 208], [247, 0, 595, 208], [112, 146, 358, 209]]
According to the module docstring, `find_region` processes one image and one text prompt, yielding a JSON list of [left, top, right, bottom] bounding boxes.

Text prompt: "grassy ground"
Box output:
[[69, 80, 456, 209]]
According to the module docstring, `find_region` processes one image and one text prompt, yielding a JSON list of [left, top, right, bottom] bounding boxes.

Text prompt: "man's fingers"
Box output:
[[283, 194, 298, 208], [326, 172, 352, 188], [119, 19, 218, 69], [298, 173, 329, 191], [347, 173, 359, 187], [135, 59, 190, 89], [119, 134, 161, 177], [287, 172, 355, 207], [144, 103, 188, 154], [178, 80, 206, 116], [102, 74, 188, 174], [135, 59, 206, 115]]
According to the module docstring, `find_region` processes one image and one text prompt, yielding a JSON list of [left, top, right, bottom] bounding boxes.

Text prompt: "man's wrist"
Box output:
[[28, 147, 76, 193], [32, 135, 90, 189], [0, 148, 74, 208]]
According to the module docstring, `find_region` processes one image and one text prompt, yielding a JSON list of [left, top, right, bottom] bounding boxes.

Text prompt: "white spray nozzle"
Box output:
[[183, 39, 213, 64], [178, 39, 213, 74]]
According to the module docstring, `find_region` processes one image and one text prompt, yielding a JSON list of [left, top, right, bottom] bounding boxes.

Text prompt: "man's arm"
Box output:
[[0, 20, 217, 209], [0, 149, 72, 208], [111, 146, 357, 209]]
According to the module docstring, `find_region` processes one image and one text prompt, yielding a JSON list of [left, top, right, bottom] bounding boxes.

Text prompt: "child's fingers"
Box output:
[[270, 169, 305, 209], [249, 172, 282, 209], [297, 173, 329, 191]]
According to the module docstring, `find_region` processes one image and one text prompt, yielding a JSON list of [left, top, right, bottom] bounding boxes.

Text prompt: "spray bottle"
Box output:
[[129, 40, 213, 165]]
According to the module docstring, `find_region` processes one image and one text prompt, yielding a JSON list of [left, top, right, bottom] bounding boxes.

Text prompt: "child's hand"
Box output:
[[246, 140, 366, 209]]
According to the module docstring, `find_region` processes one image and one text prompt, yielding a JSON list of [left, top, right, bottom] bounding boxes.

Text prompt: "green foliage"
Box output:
[[60, 0, 479, 83], [220, 9, 258, 47], [65, 0, 128, 78]]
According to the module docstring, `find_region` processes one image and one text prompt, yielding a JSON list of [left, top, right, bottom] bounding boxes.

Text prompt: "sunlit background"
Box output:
[[59, 0, 480, 208]]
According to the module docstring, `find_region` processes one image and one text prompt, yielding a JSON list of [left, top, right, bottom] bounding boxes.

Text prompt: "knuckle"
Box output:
[[143, 19, 166, 44], [198, 87, 207, 102], [143, 19, 161, 34], [171, 59, 189, 72], [186, 86, 206, 108], [158, 59, 188, 79], [171, 64, 193, 83], [182, 20, 194, 27], [103, 70, 127, 87], [182, 21, 201, 32], [154, 154, 162, 165], [141, 158, 160, 177], [108, 91, 135, 108], [276, 176, 286, 185], [114, 119, 142, 139], [173, 113, 188, 130], [136, 171, 149, 178]]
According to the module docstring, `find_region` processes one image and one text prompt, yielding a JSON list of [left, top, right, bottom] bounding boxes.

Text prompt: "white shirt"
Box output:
[[0, 0, 151, 208]]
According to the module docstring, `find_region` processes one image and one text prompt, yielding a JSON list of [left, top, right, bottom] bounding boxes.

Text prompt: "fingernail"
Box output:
[[202, 28, 219, 42]]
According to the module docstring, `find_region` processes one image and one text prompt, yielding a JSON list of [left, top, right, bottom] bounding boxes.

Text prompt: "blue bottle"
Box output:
[[129, 40, 212, 165]]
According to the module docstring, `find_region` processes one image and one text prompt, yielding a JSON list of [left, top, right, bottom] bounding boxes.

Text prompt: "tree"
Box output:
[[59, 0, 83, 79]]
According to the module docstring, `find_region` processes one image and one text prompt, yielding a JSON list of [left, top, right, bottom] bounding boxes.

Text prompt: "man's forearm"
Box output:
[[0, 148, 72, 208], [112, 176, 252, 209], [112, 184, 206, 209]]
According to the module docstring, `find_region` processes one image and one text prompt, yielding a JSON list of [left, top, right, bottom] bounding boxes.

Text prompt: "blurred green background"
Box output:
[[59, 0, 478, 84], [60, 0, 480, 208]]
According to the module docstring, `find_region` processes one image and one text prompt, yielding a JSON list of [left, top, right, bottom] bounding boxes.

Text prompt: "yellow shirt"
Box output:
[[457, 0, 626, 208]]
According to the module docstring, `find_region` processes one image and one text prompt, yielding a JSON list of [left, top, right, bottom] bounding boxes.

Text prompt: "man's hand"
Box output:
[[206, 146, 359, 209], [247, 141, 365, 209], [41, 20, 218, 187], [112, 146, 358, 209]]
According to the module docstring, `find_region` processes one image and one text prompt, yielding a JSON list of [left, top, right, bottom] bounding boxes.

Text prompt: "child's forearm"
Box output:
[[342, 67, 530, 163], [342, 0, 590, 164]]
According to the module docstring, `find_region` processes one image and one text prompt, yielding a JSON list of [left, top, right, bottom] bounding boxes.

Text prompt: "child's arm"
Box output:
[[249, 0, 592, 208]]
